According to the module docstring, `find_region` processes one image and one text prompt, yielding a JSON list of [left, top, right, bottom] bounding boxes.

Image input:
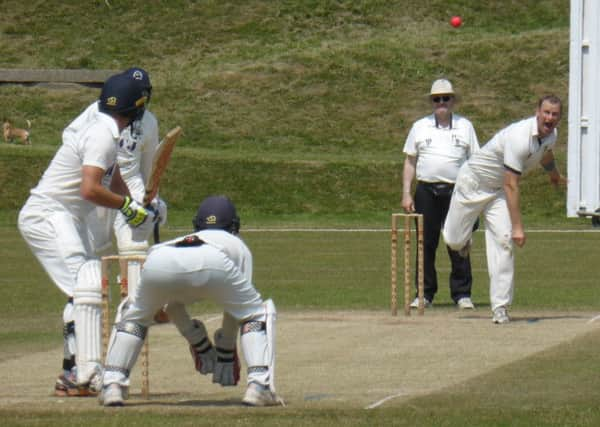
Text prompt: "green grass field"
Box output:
[[2, 1, 600, 425], [2, 225, 600, 426]]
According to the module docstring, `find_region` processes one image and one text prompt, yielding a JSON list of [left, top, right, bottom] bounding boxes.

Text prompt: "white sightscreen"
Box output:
[[568, 0, 600, 217]]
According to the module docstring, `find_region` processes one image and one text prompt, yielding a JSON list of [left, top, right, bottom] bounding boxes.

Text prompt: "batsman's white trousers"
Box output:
[[123, 244, 264, 326], [442, 164, 515, 311], [18, 197, 93, 296]]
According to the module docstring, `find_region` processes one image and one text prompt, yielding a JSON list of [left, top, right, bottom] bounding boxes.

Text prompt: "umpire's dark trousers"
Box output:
[[413, 181, 472, 303]]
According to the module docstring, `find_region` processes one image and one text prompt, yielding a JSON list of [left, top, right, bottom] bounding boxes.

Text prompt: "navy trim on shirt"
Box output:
[[503, 164, 522, 175]]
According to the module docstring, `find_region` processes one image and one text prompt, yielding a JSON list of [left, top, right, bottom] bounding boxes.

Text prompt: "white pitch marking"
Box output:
[[203, 315, 222, 324], [364, 391, 406, 409], [586, 314, 600, 324]]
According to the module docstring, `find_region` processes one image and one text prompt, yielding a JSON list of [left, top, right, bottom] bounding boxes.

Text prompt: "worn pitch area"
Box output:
[[0, 309, 598, 411]]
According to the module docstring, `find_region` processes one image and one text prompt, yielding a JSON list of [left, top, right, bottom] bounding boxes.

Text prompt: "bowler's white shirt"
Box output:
[[403, 114, 479, 183], [468, 116, 557, 188], [29, 110, 120, 218]]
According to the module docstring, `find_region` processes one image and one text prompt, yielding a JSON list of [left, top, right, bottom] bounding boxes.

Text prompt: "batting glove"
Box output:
[[150, 197, 168, 226], [119, 196, 149, 227]]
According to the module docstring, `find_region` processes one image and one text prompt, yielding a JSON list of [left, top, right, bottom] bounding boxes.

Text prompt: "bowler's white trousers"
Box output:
[[442, 164, 515, 311]]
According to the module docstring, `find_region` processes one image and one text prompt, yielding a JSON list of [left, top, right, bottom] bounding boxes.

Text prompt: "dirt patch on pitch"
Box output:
[[0, 309, 598, 411]]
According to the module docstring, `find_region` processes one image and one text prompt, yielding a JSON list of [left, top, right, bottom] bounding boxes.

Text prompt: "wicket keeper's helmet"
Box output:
[[123, 67, 152, 102], [99, 72, 148, 121], [193, 195, 241, 235]]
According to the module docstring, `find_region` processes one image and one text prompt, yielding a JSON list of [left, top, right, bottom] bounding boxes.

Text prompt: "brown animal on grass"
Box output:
[[3, 120, 31, 145]]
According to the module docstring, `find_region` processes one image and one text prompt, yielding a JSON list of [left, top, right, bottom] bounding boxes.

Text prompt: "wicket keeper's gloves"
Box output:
[[120, 196, 149, 227]]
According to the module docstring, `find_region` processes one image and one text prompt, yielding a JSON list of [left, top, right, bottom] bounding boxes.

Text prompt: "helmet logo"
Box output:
[[132, 70, 143, 80], [107, 96, 118, 106], [205, 215, 217, 225]]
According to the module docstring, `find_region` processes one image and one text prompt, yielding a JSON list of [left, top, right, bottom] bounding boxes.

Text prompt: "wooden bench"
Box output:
[[0, 69, 118, 87]]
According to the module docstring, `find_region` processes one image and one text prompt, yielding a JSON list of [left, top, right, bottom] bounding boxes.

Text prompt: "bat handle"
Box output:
[[153, 222, 160, 244]]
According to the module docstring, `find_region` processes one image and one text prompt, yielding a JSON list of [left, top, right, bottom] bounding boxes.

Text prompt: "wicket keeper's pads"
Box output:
[[107, 297, 131, 353], [240, 299, 277, 391], [73, 260, 102, 385], [104, 321, 148, 387], [213, 328, 240, 386]]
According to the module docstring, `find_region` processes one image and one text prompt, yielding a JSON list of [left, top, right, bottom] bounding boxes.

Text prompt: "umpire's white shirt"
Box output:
[[403, 114, 479, 183], [468, 116, 557, 188]]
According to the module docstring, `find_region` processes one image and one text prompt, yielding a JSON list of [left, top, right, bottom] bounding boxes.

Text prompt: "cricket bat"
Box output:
[[143, 126, 182, 206]]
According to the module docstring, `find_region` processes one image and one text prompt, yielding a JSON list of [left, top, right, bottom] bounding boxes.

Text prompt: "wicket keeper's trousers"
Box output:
[[414, 181, 473, 303]]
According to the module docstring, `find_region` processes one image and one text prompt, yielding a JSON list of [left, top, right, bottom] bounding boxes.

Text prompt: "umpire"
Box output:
[[401, 79, 480, 309]]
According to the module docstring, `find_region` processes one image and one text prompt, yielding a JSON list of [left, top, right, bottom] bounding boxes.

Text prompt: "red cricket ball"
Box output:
[[450, 16, 462, 28]]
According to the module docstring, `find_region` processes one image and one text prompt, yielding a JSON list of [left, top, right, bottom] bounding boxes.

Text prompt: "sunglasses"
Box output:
[[432, 95, 453, 103]]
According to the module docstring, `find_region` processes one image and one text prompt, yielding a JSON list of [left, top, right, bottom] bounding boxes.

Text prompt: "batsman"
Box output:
[[18, 72, 157, 396], [100, 195, 283, 407], [51, 67, 175, 397]]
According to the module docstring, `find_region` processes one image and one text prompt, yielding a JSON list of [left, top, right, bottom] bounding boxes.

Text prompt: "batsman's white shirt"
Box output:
[[64, 102, 159, 201], [125, 229, 264, 326], [403, 114, 479, 183], [18, 110, 120, 295], [443, 116, 557, 311], [69, 102, 160, 253]]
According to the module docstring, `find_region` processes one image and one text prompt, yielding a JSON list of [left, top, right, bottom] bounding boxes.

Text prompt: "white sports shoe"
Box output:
[[99, 383, 127, 407], [409, 297, 431, 309], [457, 297, 475, 310], [492, 307, 510, 324], [242, 382, 284, 407]]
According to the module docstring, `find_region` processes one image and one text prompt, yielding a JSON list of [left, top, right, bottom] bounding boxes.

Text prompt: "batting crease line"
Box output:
[[203, 315, 222, 324], [587, 314, 600, 324], [365, 392, 406, 409]]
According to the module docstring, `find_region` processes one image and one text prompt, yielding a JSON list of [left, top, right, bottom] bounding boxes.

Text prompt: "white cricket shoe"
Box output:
[[242, 382, 284, 407], [492, 307, 510, 324], [457, 297, 475, 310], [409, 297, 431, 309], [99, 383, 127, 407]]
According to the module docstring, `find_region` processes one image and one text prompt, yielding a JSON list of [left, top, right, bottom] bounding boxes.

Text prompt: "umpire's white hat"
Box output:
[[430, 79, 455, 96]]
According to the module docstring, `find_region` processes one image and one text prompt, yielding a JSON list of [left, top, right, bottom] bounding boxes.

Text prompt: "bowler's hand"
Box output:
[[512, 227, 526, 248], [550, 173, 567, 189]]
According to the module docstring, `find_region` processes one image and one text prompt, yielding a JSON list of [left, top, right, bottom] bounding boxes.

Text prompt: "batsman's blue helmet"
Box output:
[[192, 195, 241, 235], [99, 72, 148, 121], [122, 67, 152, 102]]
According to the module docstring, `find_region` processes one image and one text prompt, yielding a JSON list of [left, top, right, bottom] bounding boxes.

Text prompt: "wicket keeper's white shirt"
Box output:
[[64, 102, 159, 202], [467, 116, 557, 189], [151, 229, 253, 281], [403, 114, 479, 183], [29, 111, 120, 218]]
